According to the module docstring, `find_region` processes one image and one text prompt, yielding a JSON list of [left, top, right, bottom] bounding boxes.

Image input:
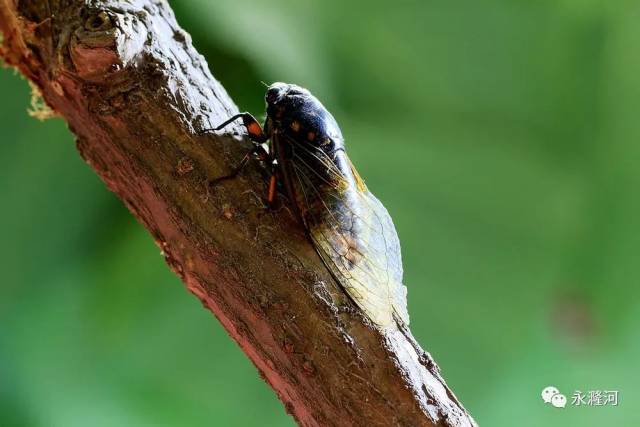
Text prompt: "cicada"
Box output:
[[209, 83, 409, 327]]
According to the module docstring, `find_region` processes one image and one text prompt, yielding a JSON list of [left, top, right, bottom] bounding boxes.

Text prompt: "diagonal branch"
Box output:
[[0, 1, 476, 426]]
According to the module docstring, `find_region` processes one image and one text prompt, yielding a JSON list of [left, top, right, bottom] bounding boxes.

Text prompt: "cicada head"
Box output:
[[264, 82, 345, 153], [265, 82, 296, 105]]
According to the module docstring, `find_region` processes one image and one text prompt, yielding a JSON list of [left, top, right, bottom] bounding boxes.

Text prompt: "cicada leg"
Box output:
[[203, 112, 271, 187], [267, 171, 278, 206], [201, 112, 267, 143], [208, 145, 270, 186]]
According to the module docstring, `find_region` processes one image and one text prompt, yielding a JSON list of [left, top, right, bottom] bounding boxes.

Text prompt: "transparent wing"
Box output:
[[283, 135, 409, 326]]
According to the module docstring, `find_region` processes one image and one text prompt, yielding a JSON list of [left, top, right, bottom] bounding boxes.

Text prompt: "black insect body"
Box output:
[[210, 83, 409, 327]]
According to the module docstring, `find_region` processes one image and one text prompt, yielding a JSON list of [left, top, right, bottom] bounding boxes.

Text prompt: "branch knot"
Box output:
[[69, 7, 145, 80]]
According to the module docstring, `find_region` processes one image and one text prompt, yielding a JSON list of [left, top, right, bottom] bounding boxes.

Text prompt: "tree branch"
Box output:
[[0, 1, 476, 426]]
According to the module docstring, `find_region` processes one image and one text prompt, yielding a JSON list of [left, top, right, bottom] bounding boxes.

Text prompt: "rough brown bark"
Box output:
[[0, 1, 476, 426]]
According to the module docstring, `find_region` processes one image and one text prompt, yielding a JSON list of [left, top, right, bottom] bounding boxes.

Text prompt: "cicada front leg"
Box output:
[[203, 112, 268, 143], [202, 112, 270, 186]]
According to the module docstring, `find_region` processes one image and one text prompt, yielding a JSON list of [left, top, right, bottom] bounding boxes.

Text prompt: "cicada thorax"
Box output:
[[268, 98, 347, 214], [270, 110, 363, 251]]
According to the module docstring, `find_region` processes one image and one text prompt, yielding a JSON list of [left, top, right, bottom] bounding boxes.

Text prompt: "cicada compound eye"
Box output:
[[265, 82, 289, 105]]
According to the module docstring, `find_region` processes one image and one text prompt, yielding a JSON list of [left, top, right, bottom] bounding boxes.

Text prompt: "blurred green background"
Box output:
[[1, 0, 639, 425]]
